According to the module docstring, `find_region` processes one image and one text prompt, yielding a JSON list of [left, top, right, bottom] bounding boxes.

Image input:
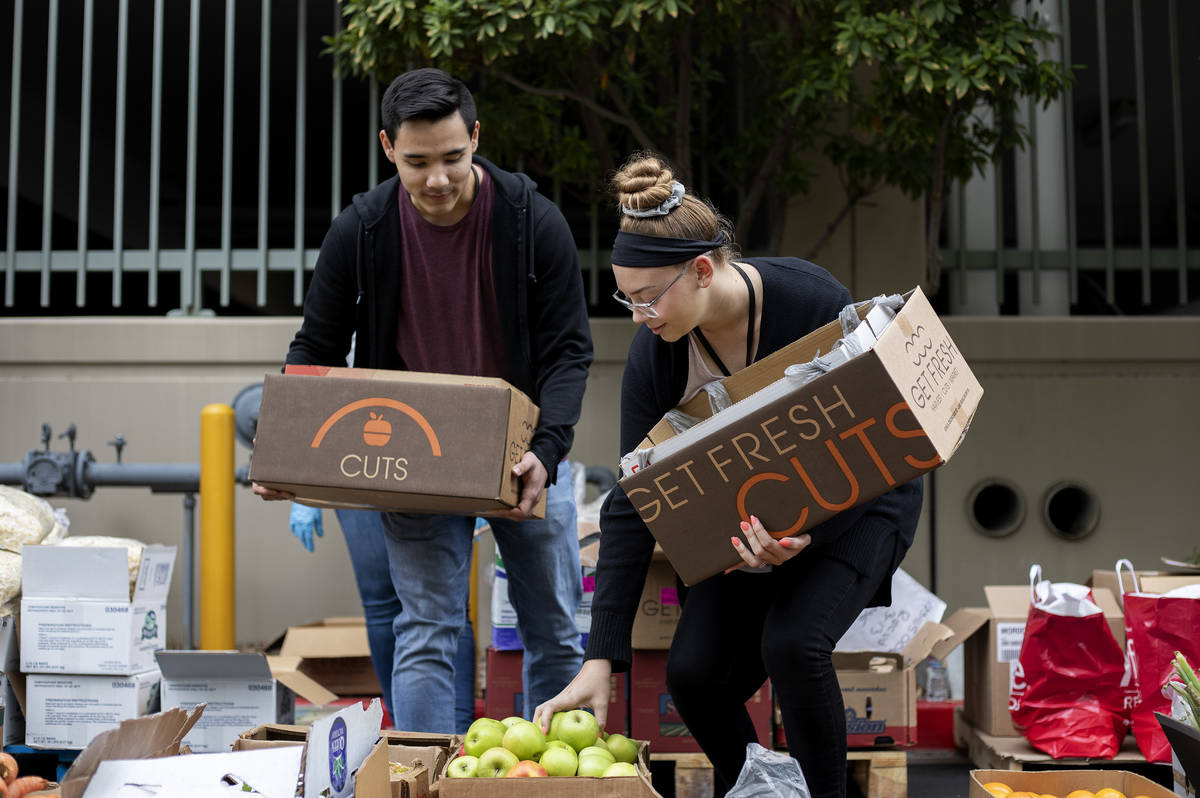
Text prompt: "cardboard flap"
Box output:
[[929, 607, 990, 661], [899, 620, 954, 664], [155, 650, 274, 680], [281, 623, 372, 659], [268, 654, 338, 707], [22, 545, 129, 600], [60, 705, 207, 798], [984, 585, 1034, 618], [132, 545, 177, 601]]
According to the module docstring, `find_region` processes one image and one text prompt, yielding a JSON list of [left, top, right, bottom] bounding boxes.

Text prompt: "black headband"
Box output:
[[610, 230, 726, 268]]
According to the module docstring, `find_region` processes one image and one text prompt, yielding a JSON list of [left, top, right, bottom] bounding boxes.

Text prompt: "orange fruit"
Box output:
[[1094, 790, 1126, 798], [1039, 794, 1061, 798], [982, 783, 1013, 797], [1008, 792, 1040, 798], [1065, 791, 1097, 798]]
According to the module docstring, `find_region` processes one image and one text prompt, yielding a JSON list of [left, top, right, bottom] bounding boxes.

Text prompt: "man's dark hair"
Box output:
[[380, 68, 477, 143]]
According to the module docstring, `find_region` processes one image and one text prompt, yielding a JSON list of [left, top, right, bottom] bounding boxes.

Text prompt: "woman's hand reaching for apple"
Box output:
[[533, 658, 613, 734], [730, 514, 811, 568]]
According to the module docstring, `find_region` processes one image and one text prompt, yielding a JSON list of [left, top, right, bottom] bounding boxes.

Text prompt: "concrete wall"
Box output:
[[2, 313, 1198, 648]]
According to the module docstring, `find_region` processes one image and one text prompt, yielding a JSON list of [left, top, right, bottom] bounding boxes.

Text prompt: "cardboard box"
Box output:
[[630, 555, 680, 650], [20, 544, 176, 675], [834, 618, 967, 748], [82, 746, 306, 797], [24, 668, 161, 749], [384, 734, 459, 798], [950, 585, 1124, 738], [156, 650, 336, 752], [273, 617, 382, 697], [436, 739, 661, 797], [233, 721, 310, 751], [629, 649, 769, 753], [484, 648, 628, 735], [970, 769, 1174, 798], [252, 366, 544, 517], [1090, 568, 1200, 609], [618, 287, 981, 585]]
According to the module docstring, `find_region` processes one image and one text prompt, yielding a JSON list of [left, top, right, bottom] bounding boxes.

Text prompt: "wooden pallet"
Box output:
[[649, 749, 907, 798], [955, 706, 1150, 772]]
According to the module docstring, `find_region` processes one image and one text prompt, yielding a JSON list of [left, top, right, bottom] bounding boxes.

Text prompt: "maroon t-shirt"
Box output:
[[394, 167, 508, 379]]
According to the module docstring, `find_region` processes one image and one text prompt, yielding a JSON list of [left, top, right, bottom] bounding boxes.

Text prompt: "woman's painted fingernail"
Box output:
[[750, 515, 759, 526], [779, 538, 792, 547], [739, 521, 750, 532], [731, 536, 742, 547]]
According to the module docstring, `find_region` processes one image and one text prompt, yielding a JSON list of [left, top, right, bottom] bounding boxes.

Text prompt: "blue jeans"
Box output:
[[335, 508, 477, 731], [381, 460, 583, 734]]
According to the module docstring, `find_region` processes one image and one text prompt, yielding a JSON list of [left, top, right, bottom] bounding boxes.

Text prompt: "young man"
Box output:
[[256, 68, 593, 734]]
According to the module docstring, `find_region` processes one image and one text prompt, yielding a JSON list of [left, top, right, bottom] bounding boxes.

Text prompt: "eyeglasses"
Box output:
[[611, 262, 692, 319]]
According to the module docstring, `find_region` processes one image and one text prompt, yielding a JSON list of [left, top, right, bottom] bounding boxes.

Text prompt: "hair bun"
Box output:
[[611, 155, 676, 214]]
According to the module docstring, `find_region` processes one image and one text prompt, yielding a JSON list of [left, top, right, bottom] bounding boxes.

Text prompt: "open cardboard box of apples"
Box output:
[[436, 710, 661, 797]]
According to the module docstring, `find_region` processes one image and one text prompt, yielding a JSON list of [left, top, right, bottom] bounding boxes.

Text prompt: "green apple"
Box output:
[[604, 733, 639, 764], [589, 737, 611, 754], [555, 709, 600, 752], [464, 718, 506, 758], [602, 762, 639, 778], [476, 746, 520, 777], [445, 755, 479, 778], [538, 744, 578, 777], [499, 715, 525, 729], [501, 719, 546, 761], [546, 711, 565, 741], [577, 745, 615, 765], [576, 753, 612, 778]]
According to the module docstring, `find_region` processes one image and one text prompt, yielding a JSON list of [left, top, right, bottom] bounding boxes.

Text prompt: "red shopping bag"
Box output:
[[1117, 559, 1200, 763], [1009, 565, 1129, 759]]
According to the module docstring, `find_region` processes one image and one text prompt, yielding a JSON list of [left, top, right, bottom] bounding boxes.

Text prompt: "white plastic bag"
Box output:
[[726, 743, 811, 798]]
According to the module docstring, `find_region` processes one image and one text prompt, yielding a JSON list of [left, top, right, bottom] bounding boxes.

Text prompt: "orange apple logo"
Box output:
[[362, 412, 392, 446]]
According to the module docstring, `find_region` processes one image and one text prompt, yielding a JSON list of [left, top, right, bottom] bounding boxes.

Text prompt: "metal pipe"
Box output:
[[182, 492, 196, 650], [77, 0, 94, 308], [221, 0, 235, 307], [257, 0, 272, 307], [184, 0, 201, 313], [1132, 0, 1150, 303], [0, 463, 24, 484], [200, 404, 236, 650], [41, 0, 59, 308], [149, 0, 164, 306], [85, 462, 200, 491], [1027, 92, 1040, 306], [113, 0, 128, 307], [1060, 0, 1078, 304], [1096, 0, 1115, 303], [294, 0, 307, 307], [5, 0, 23, 308], [1168, 0, 1187, 302]]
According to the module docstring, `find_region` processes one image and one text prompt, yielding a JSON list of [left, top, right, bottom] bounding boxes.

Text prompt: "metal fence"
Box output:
[[1, 0, 1197, 315]]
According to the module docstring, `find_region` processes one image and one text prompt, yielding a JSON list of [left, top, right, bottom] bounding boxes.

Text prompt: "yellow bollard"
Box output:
[[200, 403, 236, 650]]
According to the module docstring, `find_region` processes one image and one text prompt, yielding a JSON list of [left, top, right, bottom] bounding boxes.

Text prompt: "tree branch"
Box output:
[[735, 112, 801, 246], [674, 18, 694, 176], [487, 66, 654, 150]]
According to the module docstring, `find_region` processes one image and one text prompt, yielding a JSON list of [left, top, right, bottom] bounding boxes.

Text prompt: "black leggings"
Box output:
[[665, 540, 896, 798]]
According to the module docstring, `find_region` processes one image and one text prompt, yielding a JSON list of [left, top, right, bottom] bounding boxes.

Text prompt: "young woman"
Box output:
[[533, 154, 923, 798]]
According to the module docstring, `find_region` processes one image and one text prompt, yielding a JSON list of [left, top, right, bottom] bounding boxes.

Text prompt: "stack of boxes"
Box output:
[[18, 544, 175, 749]]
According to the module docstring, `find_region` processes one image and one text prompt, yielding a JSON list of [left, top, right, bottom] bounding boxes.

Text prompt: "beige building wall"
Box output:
[[2, 307, 1198, 647]]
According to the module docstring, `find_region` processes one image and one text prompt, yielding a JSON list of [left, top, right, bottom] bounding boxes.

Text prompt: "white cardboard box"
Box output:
[[24, 668, 161, 749], [21, 544, 176, 675], [156, 650, 335, 753], [81, 745, 305, 798]]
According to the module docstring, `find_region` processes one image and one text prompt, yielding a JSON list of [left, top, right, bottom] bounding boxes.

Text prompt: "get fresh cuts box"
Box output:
[[20, 544, 176, 675], [252, 366, 544, 517], [618, 287, 981, 586]]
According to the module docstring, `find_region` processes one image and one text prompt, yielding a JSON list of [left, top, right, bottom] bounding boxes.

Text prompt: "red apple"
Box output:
[[504, 760, 549, 778]]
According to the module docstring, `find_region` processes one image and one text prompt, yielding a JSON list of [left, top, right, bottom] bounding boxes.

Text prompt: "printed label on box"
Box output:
[[996, 622, 1026, 663]]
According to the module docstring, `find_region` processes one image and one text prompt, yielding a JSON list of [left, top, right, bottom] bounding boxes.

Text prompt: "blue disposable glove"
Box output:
[[289, 502, 323, 552]]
